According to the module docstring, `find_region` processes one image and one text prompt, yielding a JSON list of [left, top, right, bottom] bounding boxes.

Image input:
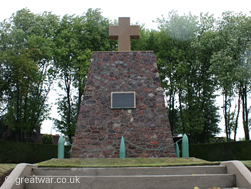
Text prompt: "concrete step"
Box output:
[[24, 174, 236, 189], [32, 165, 227, 176], [24, 166, 240, 189]]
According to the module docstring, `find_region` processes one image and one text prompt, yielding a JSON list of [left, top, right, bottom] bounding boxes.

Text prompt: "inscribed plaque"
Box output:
[[111, 92, 136, 109]]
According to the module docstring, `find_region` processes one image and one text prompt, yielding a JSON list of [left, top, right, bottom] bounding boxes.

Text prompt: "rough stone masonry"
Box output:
[[71, 51, 176, 158]]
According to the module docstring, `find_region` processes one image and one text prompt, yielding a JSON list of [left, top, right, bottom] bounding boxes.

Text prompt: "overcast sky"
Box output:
[[1, 0, 251, 29], [1, 0, 250, 139]]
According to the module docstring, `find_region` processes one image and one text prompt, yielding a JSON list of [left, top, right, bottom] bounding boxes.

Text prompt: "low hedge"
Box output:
[[190, 140, 251, 161], [1, 140, 250, 163], [0, 140, 71, 163]]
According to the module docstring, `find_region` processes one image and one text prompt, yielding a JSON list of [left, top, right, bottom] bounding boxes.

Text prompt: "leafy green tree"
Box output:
[[53, 9, 114, 143], [0, 9, 58, 141], [191, 13, 221, 142], [153, 12, 220, 143], [211, 12, 250, 141]]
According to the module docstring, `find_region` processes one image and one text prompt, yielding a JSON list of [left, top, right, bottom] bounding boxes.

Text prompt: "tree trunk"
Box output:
[[66, 77, 72, 143], [170, 93, 175, 135], [179, 91, 185, 133], [77, 68, 84, 119], [242, 85, 250, 140], [233, 89, 241, 141], [16, 85, 22, 142], [223, 93, 230, 141], [168, 87, 176, 135]]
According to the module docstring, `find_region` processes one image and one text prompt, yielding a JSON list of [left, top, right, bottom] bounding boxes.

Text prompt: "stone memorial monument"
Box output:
[[71, 17, 176, 158]]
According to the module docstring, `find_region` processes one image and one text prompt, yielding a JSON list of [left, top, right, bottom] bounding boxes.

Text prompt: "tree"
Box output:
[[53, 9, 114, 143], [211, 12, 250, 140], [0, 9, 58, 141], [153, 11, 220, 143], [189, 14, 220, 143]]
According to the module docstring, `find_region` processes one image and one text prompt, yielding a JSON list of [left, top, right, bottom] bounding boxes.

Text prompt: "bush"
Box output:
[[190, 140, 251, 161], [42, 134, 53, 144], [0, 140, 71, 163]]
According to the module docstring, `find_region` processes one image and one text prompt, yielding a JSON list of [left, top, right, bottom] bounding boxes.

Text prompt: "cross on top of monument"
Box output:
[[109, 17, 139, 51]]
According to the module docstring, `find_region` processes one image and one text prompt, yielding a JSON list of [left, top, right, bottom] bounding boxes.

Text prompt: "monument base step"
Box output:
[[24, 166, 239, 189], [25, 174, 236, 189], [3, 162, 250, 189]]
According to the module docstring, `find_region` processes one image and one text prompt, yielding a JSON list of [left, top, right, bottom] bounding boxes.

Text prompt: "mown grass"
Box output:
[[0, 164, 16, 186], [242, 161, 251, 171], [0, 164, 16, 177], [37, 157, 219, 168]]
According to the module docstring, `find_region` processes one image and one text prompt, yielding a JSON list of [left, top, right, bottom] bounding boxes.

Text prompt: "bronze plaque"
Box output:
[[111, 92, 136, 109]]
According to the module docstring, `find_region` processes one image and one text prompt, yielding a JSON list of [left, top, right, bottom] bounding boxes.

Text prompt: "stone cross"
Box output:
[[109, 17, 139, 51]]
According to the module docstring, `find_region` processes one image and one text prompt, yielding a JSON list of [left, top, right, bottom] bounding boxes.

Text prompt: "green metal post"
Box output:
[[120, 136, 126, 158], [58, 135, 64, 159], [175, 142, 180, 158], [182, 134, 189, 158]]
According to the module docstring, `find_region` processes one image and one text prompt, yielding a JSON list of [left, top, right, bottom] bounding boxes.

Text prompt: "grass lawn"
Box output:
[[242, 161, 251, 171], [0, 164, 16, 186], [0, 164, 16, 177], [37, 157, 219, 168]]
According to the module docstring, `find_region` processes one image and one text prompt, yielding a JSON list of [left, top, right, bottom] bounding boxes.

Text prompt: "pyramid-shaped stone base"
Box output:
[[71, 51, 176, 158]]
